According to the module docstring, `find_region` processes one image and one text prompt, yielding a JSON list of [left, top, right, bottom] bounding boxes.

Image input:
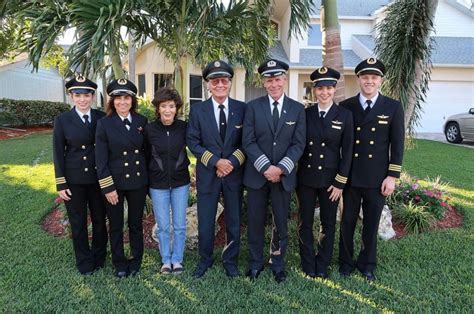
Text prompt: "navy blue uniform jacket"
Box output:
[[340, 94, 405, 188], [95, 112, 148, 193], [53, 108, 105, 191], [297, 104, 354, 189], [187, 97, 247, 194], [243, 95, 306, 192]]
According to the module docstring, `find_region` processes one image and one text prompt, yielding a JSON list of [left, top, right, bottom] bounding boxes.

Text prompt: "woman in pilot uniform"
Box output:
[[53, 75, 107, 275], [296, 67, 353, 278], [95, 79, 148, 278]]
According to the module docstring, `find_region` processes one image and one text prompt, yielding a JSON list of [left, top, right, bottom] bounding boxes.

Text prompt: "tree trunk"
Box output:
[[321, 0, 345, 103], [128, 33, 136, 83], [110, 37, 125, 80]]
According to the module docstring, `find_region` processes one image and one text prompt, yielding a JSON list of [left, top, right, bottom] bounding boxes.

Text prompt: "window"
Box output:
[[308, 24, 322, 46], [189, 75, 203, 106], [303, 82, 314, 106], [153, 73, 173, 93], [137, 74, 146, 97]]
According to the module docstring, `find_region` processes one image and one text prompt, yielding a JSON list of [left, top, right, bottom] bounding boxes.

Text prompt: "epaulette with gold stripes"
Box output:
[[232, 149, 246, 166], [335, 174, 348, 184], [55, 177, 66, 185], [99, 176, 114, 189], [201, 151, 214, 167], [388, 164, 402, 172]]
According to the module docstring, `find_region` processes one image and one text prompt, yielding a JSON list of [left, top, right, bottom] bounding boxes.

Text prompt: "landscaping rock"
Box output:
[[314, 202, 396, 241], [152, 202, 224, 250]]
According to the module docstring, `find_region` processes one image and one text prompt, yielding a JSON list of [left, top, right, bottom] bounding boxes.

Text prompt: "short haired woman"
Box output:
[[145, 87, 190, 275]]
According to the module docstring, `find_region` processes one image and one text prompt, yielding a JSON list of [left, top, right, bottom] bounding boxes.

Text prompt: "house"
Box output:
[[134, 0, 474, 133], [0, 54, 67, 103]]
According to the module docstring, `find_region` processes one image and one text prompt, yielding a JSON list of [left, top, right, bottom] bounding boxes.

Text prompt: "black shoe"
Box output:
[[316, 272, 328, 279], [81, 271, 94, 276], [272, 270, 287, 283], [115, 270, 128, 279], [304, 272, 316, 278], [224, 265, 240, 278], [246, 267, 263, 280], [360, 270, 376, 281], [193, 266, 209, 278], [339, 269, 352, 278]]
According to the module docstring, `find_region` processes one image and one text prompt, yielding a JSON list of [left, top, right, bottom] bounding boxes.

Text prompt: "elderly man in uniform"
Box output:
[[243, 59, 306, 283], [187, 60, 247, 278], [338, 58, 404, 281]]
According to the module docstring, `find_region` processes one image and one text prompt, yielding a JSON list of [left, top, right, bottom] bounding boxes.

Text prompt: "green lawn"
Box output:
[[0, 134, 473, 312]]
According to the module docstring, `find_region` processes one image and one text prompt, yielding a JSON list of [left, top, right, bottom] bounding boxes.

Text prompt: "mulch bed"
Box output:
[[392, 205, 463, 238], [0, 126, 52, 140], [42, 208, 229, 249]]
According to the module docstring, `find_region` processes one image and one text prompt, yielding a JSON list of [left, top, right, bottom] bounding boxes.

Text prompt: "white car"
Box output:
[[444, 108, 474, 143]]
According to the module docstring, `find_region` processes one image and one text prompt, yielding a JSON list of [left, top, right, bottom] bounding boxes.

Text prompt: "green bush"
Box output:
[[137, 96, 156, 122], [392, 201, 435, 234], [388, 172, 452, 220], [0, 98, 71, 126]]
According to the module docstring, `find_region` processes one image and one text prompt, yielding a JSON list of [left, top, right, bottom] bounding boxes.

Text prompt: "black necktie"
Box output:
[[365, 100, 372, 115], [319, 111, 326, 121], [83, 114, 91, 129], [272, 101, 279, 129], [218, 104, 226, 141], [123, 118, 131, 130]]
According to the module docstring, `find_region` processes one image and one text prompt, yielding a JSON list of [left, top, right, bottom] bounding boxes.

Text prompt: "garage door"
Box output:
[[416, 80, 474, 133]]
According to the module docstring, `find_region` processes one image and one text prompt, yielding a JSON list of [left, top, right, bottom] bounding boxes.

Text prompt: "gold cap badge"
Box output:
[[367, 58, 377, 64], [76, 74, 86, 82], [318, 67, 328, 74], [118, 78, 128, 85]]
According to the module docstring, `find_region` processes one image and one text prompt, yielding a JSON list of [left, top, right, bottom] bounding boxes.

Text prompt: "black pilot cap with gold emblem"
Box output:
[[106, 78, 138, 97], [310, 66, 340, 87], [258, 59, 289, 77], [355, 57, 386, 77], [65, 74, 97, 94], [203, 60, 234, 81]]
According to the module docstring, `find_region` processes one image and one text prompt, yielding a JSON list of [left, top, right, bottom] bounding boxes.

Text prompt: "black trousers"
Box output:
[[247, 182, 291, 272], [339, 186, 385, 273], [296, 184, 338, 274], [64, 183, 107, 274], [105, 185, 147, 272], [196, 183, 242, 269]]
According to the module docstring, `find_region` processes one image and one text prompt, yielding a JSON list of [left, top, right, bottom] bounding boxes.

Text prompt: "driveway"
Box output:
[[416, 133, 474, 148]]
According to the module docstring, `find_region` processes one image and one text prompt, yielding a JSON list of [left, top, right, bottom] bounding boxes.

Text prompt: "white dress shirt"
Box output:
[[359, 92, 379, 110], [212, 97, 229, 131], [75, 108, 91, 123], [317, 103, 333, 118], [118, 113, 132, 130], [268, 94, 285, 117]]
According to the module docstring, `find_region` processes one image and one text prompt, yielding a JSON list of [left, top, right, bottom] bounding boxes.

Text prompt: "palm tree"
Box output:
[[320, 0, 345, 103], [17, 0, 314, 100], [375, 0, 439, 138]]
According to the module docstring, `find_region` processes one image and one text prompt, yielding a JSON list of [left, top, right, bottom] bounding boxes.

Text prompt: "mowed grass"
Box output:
[[0, 133, 473, 312]]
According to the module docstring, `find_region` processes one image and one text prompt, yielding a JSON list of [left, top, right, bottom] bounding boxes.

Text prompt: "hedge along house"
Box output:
[[135, 0, 473, 133]]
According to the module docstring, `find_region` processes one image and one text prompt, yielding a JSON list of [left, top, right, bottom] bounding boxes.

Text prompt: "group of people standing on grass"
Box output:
[[53, 57, 404, 283]]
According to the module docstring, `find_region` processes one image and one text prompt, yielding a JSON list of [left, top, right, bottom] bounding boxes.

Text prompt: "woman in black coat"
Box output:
[[95, 79, 148, 278], [53, 75, 107, 275], [296, 67, 354, 279], [145, 87, 190, 275]]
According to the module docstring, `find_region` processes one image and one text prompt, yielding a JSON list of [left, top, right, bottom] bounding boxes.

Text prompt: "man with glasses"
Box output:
[[187, 60, 247, 278]]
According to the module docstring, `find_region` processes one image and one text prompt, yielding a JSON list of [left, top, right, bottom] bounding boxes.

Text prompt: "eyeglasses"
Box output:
[[209, 78, 231, 86]]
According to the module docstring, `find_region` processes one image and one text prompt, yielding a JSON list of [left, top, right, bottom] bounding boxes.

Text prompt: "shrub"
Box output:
[[392, 201, 435, 234], [388, 173, 452, 220], [137, 96, 155, 122], [0, 98, 70, 126]]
